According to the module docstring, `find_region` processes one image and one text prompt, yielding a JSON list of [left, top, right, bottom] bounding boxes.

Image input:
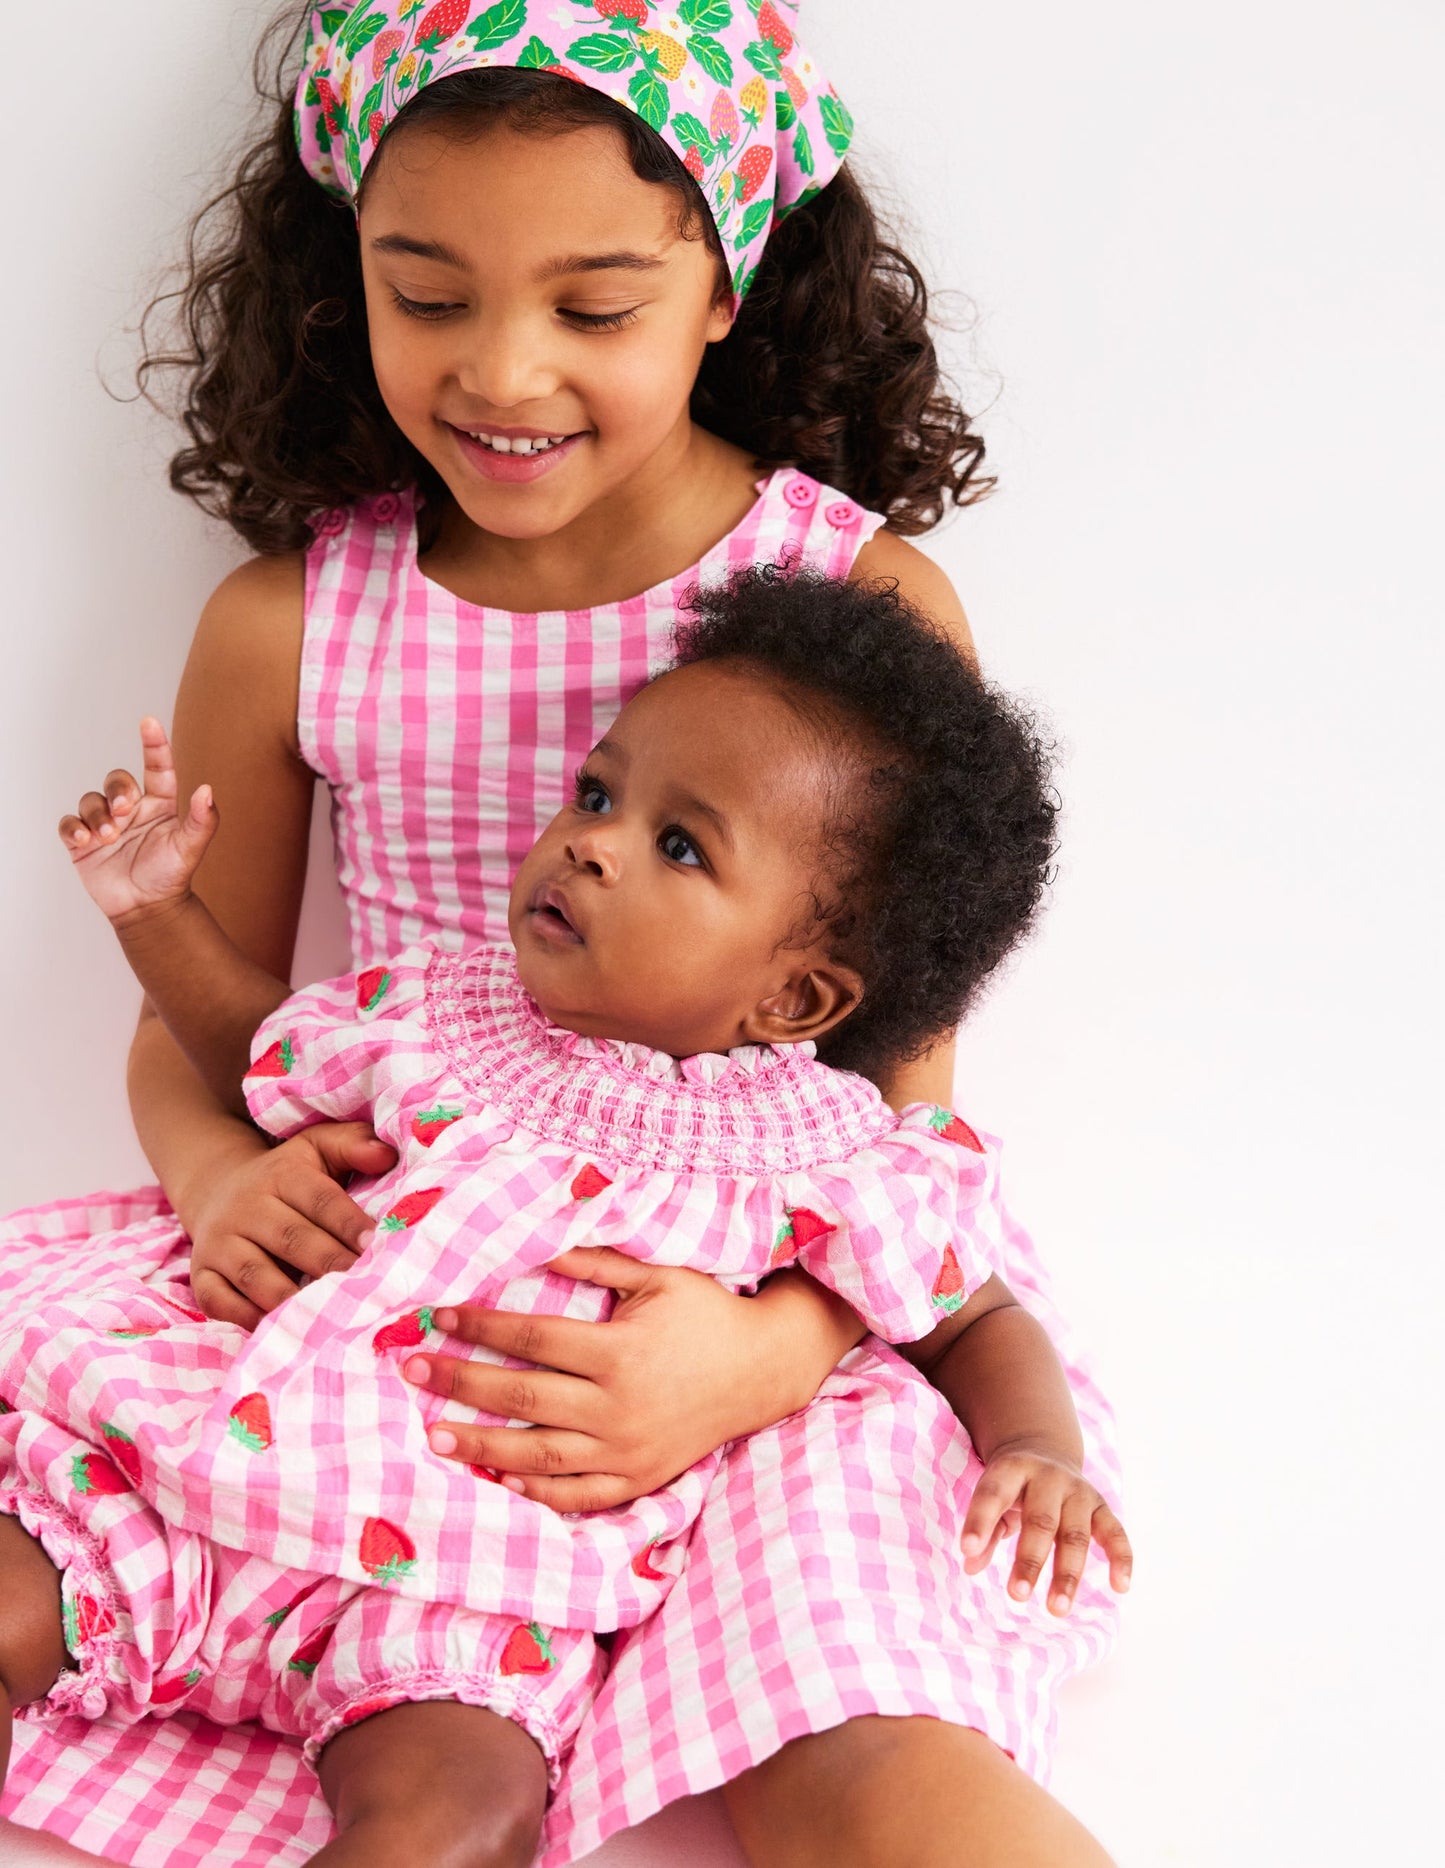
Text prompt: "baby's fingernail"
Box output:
[[433, 1308, 458, 1333], [1009, 1579, 1031, 1600], [403, 1357, 431, 1385], [356, 1230, 376, 1251], [501, 1476, 526, 1495], [1050, 1591, 1071, 1614], [428, 1428, 457, 1456], [114, 796, 132, 813], [99, 824, 116, 841], [73, 828, 90, 845], [961, 1532, 982, 1552]]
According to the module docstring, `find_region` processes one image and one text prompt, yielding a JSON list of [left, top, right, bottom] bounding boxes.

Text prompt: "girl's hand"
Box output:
[[186, 1121, 397, 1330], [961, 1441, 1133, 1616], [403, 1247, 804, 1512], [59, 718, 217, 924]]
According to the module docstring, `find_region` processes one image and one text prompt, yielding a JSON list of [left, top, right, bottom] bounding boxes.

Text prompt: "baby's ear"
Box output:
[[744, 962, 863, 1050]]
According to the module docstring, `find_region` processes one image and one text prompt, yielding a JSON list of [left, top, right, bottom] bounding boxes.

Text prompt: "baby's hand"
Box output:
[[58, 718, 217, 924], [961, 1441, 1132, 1617]]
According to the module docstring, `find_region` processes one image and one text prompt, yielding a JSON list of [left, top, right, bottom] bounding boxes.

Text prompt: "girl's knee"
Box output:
[[0, 1513, 68, 1706]]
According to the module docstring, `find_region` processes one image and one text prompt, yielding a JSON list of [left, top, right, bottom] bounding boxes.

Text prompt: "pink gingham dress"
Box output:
[[0, 472, 1122, 1868]]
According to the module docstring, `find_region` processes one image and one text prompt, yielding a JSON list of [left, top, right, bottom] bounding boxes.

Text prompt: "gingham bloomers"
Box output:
[[0, 941, 1003, 1636]]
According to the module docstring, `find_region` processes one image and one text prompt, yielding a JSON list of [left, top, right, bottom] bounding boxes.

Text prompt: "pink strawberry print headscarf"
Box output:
[[294, 1, 853, 299]]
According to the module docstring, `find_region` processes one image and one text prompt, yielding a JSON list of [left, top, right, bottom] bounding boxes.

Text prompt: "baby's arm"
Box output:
[[59, 718, 291, 1117], [896, 1285, 1132, 1616]]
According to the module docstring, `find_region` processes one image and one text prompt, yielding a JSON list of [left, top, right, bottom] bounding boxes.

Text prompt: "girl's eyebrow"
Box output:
[[370, 232, 468, 266], [538, 252, 666, 281]]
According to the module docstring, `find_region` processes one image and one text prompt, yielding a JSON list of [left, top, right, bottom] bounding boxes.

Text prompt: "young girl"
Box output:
[[8, 569, 1128, 1868], [2, 4, 1123, 1864]]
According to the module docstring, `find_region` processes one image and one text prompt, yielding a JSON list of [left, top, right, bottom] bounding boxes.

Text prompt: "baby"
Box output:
[[6, 568, 1129, 1866]]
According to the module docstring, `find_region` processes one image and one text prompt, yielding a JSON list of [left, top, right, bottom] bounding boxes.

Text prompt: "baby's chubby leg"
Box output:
[[313, 1699, 547, 1868], [0, 1514, 69, 1783]]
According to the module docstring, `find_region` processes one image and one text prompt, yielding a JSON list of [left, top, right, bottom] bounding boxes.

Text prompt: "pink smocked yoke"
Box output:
[[1, 943, 1003, 1634]]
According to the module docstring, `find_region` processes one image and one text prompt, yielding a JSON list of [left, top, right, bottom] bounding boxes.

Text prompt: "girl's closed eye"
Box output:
[[389, 289, 463, 321], [560, 307, 641, 333]]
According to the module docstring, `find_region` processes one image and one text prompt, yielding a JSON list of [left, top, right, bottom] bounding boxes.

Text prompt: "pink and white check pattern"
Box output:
[[0, 473, 1123, 1864]]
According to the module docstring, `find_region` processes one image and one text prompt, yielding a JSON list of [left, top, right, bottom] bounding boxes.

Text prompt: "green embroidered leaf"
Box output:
[[670, 110, 714, 155], [517, 34, 560, 68], [819, 92, 854, 157], [467, 0, 528, 52], [357, 79, 385, 136], [340, 10, 389, 57], [629, 67, 670, 132], [776, 88, 796, 130], [734, 197, 772, 248], [680, 0, 733, 29], [311, 117, 333, 152], [568, 31, 637, 73], [304, 74, 321, 106], [792, 120, 813, 175], [319, 7, 350, 34], [688, 32, 734, 85], [732, 257, 756, 296], [417, 55, 433, 86], [743, 39, 781, 81]]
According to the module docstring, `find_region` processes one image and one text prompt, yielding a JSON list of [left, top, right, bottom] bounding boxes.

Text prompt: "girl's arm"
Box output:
[[116, 557, 392, 1324]]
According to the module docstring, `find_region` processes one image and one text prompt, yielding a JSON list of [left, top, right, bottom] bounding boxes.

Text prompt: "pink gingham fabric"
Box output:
[[0, 470, 1123, 1864], [0, 1464, 606, 1782], [0, 941, 1002, 1630]]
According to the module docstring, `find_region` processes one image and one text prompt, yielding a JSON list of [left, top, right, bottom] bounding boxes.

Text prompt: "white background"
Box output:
[[0, 3, 1440, 1864]]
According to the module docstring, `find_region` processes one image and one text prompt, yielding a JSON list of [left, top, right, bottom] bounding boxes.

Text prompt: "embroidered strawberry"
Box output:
[[683, 144, 705, 182], [710, 88, 740, 146], [315, 75, 341, 137], [101, 1422, 143, 1487], [249, 1036, 294, 1079], [158, 1295, 208, 1323], [630, 1538, 669, 1581], [371, 1307, 434, 1353], [499, 1621, 557, 1675], [595, 0, 649, 22], [781, 63, 808, 107], [931, 1243, 967, 1315], [359, 1516, 417, 1585], [738, 74, 768, 122], [356, 967, 393, 1012], [769, 1206, 834, 1269], [411, 1103, 463, 1147], [370, 28, 404, 79], [929, 1108, 984, 1152], [226, 1393, 273, 1453], [379, 1187, 445, 1232], [640, 30, 687, 79], [106, 1323, 165, 1340], [71, 1451, 129, 1497], [416, 0, 471, 52], [287, 1619, 338, 1677], [570, 1164, 612, 1201], [150, 1667, 203, 1705], [737, 144, 773, 204], [63, 1592, 115, 1652], [756, 3, 795, 55], [340, 1692, 406, 1727], [263, 1577, 326, 1630], [470, 1463, 504, 1484]]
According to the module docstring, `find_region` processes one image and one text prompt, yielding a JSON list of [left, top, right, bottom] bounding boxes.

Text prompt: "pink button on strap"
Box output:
[[313, 509, 348, 538], [783, 475, 819, 509], [824, 499, 862, 529]]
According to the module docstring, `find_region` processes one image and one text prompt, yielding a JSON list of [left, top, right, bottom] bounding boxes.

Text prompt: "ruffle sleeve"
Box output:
[[243, 942, 439, 1143], [778, 1104, 1007, 1344]]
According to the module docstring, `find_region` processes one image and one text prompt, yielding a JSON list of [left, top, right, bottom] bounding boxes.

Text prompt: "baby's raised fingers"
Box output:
[[77, 788, 124, 841], [1093, 1502, 1133, 1594], [104, 767, 142, 819], [137, 718, 179, 799]]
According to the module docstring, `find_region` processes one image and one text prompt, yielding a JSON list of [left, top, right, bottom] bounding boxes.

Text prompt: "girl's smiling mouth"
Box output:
[[446, 422, 587, 483]]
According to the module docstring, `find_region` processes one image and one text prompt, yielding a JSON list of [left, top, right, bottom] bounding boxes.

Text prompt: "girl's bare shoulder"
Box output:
[[849, 528, 976, 661], [183, 552, 307, 748]]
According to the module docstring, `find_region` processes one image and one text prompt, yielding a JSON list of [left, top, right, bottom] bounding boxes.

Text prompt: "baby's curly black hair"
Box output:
[[672, 567, 1056, 1080]]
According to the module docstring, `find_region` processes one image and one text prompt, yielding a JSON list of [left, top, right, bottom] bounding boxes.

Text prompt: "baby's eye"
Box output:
[[576, 778, 612, 815], [659, 827, 702, 868]]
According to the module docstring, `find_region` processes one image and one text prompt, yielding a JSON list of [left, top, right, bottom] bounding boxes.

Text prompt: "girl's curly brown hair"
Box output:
[[139, 6, 992, 557]]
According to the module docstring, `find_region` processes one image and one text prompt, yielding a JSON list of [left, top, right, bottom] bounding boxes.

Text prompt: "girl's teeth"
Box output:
[[466, 431, 569, 455]]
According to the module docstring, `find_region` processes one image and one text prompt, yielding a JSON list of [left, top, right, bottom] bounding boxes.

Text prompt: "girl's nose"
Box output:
[[454, 324, 559, 410], [564, 822, 621, 885]]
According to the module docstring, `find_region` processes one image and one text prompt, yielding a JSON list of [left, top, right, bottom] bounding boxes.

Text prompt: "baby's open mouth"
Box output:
[[529, 885, 583, 943]]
